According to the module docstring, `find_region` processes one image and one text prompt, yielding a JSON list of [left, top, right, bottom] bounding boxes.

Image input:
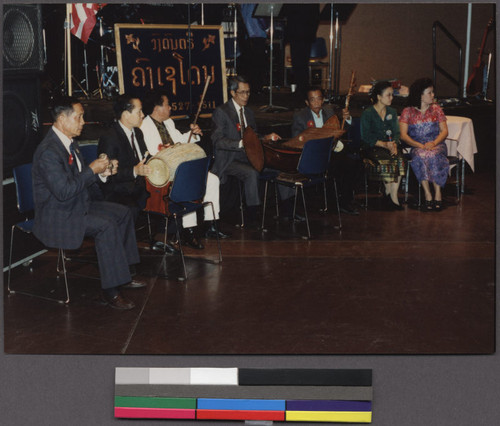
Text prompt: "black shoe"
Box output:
[[340, 204, 360, 215], [121, 280, 147, 289], [433, 200, 443, 211], [282, 213, 306, 223], [182, 227, 205, 250], [388, 197, 404, 211], [422, 200, 433, 212], [100, 290, 135, 310], [205, 223, 231, 239], [152, 240, 178, 254]]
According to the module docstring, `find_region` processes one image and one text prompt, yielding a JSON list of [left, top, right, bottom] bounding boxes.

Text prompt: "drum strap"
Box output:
[[152, 117, 174, 147]]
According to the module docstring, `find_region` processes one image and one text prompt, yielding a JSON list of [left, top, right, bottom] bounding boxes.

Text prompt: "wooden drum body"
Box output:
[[146, 143, 206, 188]]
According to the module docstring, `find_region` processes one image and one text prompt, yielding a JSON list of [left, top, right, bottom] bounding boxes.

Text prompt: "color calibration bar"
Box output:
[[115, 368, 373, 423]]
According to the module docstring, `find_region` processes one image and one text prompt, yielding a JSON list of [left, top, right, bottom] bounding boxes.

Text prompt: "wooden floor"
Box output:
[[3, 168, 495, 355]]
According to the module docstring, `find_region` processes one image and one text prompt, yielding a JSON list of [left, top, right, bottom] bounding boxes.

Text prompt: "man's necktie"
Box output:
[[239, 107, 246, 138], [130, 132, 140, 161], [69, 142, 79, 171]]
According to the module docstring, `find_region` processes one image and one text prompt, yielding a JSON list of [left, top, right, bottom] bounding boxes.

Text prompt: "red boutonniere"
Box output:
[[307, 120, 315, 128], [236, 123, 241, 132], [68, 154, 74, 165]]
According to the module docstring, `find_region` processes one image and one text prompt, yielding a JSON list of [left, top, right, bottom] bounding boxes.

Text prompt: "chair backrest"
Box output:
[[297, 137, 334, 176], [310, 37, 327, 60], [169, 157, 210, 203], [79, 144, 98, 164], [12, 163, 34, 214]]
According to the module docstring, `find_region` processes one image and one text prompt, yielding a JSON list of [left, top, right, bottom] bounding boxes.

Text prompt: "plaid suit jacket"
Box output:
[[32, 128, 99, 249]]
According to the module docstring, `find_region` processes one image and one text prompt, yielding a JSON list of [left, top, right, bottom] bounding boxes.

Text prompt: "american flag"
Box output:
[[70, 3, 101, 44]]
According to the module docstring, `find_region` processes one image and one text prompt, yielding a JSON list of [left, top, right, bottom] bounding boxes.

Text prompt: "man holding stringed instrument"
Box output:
[[140, 90, 230, 249], [291, 86, 360, 215], [211, 76, 296, 227]]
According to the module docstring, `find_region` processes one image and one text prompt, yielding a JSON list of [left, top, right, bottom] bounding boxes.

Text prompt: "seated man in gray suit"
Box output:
[[32, 96, 144, 310], [292, 86, 360, 215], [211, 76, 295, 226]]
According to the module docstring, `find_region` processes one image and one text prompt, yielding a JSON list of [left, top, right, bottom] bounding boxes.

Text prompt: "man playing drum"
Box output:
[[98, 95, 151, 222], [291, 86, 360, 215], [141, 90, 230, 250]]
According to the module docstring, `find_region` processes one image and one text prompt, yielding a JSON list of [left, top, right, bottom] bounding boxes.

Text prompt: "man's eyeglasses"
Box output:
[[235, 90, 251, 96]]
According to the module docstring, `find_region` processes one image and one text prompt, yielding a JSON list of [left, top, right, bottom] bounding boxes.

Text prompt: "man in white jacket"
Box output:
[[141, 91, 229, 249]]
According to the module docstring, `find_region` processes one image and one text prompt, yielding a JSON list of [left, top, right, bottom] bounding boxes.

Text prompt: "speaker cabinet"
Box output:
[[3, 4, 44, 74], [3, 77, 42, 177]]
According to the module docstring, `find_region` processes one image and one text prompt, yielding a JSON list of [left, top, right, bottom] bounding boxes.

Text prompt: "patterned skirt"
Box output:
[[410, 143, 449, 187], [363, 146, 406, 182]]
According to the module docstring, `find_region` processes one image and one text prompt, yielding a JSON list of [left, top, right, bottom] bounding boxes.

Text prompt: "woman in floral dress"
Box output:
[[360, 80, 406, 210], [399, 78, 449, 211]]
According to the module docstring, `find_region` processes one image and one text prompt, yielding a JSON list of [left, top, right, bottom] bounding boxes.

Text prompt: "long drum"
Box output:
[[146, 143, 206, 187]]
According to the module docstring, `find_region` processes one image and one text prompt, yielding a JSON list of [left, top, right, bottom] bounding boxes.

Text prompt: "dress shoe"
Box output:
[[433, 200, 443, 212], [182, 227, 205, 250], [152, 240, 179, 254], [121, 280, 146, 289], [100, 291, 135, 310], [340, 204, 360, 215], [387, 197, 404, 211], [205, 223, 231, 239]]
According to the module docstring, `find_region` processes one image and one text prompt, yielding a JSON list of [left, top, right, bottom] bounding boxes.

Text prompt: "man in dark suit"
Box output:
[[211, 76, 294, 225], [32, 96, 144, 310], [292, 86, 360, 215], [97, 95, 151, 222]]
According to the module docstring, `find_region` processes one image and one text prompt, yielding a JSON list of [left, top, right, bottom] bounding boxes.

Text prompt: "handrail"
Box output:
[[432, 21, 463, 98]]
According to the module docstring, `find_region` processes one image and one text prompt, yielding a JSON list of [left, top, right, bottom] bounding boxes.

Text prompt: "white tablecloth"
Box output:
[[445, 116, 478, 172]]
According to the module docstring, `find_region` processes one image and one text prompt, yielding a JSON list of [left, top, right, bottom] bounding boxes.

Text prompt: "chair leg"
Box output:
[[8, 227, 70, 304], [461, 158, 465, 194], [147, 212, 153, 245], [320, 180, 328, 212], [299, 185, 311, 239], [364, 170, 368, 209], [57, 249, 71, 304], [332, 178, 342, 231], [274, 181, 279, 217], [404, 163, 410, 203], [174, 216, 187, 281], [7, 225, 16, 292], [207, 202, 223, 263], [456, 160, 461, 202], [238, 180, 245, 227], [261, 180, 269, 230]]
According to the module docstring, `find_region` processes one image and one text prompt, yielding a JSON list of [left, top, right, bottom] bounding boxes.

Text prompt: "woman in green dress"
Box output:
[[360, 80, 405, 209]]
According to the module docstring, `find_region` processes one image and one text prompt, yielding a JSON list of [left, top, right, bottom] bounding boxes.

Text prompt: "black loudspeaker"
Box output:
[[3, 77, 42, 177], [3, 4, 44, 74]]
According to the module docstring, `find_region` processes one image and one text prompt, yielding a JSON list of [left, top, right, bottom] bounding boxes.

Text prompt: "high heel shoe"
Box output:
[[433, 200, 442, 211], [389, 198, 404, 210], [422, 200, 433, 212]]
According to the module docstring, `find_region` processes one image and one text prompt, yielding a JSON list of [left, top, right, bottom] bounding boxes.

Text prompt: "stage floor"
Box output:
[[3, 169, 494, 355]]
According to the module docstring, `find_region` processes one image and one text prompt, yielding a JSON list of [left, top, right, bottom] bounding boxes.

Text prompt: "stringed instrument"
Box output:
[[466, 17, 494, 96], [342, 70, 356, 130]]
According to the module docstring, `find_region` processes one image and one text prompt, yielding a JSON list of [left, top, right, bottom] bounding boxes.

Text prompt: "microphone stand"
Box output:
[[260, 4, 287, 112]]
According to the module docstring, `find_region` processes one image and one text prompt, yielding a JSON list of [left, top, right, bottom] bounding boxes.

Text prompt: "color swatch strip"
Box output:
[[115, 368, 373, 423]]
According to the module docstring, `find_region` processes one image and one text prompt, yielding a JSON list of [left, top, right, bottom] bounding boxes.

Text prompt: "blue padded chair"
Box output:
[[79, 144, 98, 164], [264, 137, 341, 239], [310, 37, 327, 59], [7, 163, 70, 304], [160, 157, 222, 281]]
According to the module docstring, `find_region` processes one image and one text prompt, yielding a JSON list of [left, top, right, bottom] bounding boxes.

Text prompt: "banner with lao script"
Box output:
[[115, 24, 227, 118]]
